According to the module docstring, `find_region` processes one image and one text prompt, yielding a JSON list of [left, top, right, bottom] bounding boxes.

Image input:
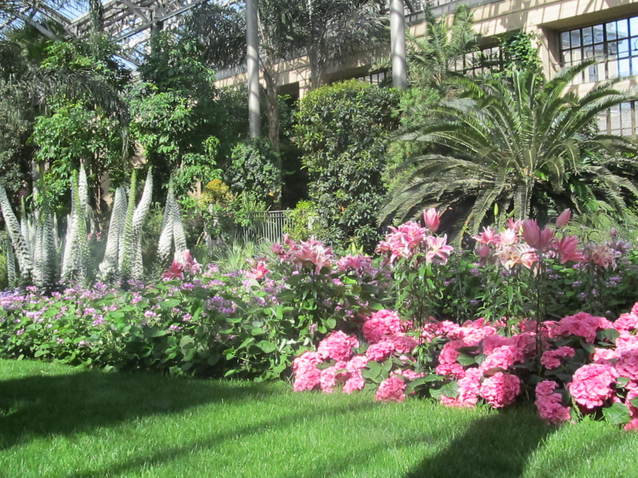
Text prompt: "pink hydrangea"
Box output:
[[616, 334, 638, 352], [541, 346, 576, 370], [535, 380, 571, 424], [366, 340, 395, 362], [362, 309, 403, 344], [479, 372, 521, 408], [615, 347, 638, 382], [568, 363, 617, 409], [480, 345, 524, 374], [317, 331, 359, 361], [482, 334, 515, 355], [593, 348, 619, 365], [346, 354, 369, 373], [375, 376, 407, 402], [615, 311, 638, 334], [554, 312, 613, 343], [343, 371, 366, 394], [393, 369, 425, 381], [389, 334, 418, 354], [292, 351, 324, 392], [440, 367, 482, 408]]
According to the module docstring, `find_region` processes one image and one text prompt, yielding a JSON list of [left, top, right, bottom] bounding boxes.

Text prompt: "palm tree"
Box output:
[[381, 63, 638, 237]]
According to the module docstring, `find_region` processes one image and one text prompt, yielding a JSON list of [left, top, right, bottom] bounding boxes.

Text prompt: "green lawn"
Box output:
[[1, 360, 636, 478]]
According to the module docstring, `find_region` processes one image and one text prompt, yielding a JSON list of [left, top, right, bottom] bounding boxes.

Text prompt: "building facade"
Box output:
[[216, 0, 638, 135]]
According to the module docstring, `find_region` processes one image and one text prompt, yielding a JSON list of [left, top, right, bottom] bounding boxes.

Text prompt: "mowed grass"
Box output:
[[1, 360, 637, 478]]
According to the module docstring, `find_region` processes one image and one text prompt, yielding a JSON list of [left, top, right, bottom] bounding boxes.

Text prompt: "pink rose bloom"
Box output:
[[375, 376, 407, 402], [554, 312, 613, 343], [441, 367, 482, 408], [568, 363, 617, 409], [343, 371, 365, 394], [479, 372, 521, 408], [317, 331, 359, 361], [541, 346, 576, 370], [616, 347, 638, 382], [480, 345, 524, 374], [362, 309, 403, 344], [366, 340, 395, 362], [535, 380, 571, 424]]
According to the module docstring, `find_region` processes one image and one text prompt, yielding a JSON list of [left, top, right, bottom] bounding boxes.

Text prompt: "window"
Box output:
[[597, 101, 638, 136], [560, 16, 638, 84], [450, 46, 503, 76]]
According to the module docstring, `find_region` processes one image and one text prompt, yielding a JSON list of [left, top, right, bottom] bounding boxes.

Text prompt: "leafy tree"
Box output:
[[382, 64, 638, 237], [295, 80, 399, 250]]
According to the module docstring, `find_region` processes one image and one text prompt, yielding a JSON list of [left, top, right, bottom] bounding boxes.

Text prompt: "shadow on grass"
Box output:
[[65, 400, 375, 478], [0, 367, 275, 451], [404, 406, 554, 478]]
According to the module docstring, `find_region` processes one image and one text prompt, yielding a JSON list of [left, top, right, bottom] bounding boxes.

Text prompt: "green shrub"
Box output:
[[0, 251, 7, 290], [283, 200, 323, 241], [294, 80, 399, 250], [225, 139, 282, 206]]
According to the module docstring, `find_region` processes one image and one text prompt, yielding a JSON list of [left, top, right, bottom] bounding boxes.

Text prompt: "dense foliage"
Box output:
[[295, 80, 399, 249]]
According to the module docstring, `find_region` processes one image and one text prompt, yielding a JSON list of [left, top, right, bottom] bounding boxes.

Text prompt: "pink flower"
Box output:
[[522, 219, 554, 251], [366, 340, 395, 362], [389, 334, 418, 355], [480, 345, 524, 374], [317, 331, 359, 361], [615, 347, 638, 382], [440, 367, 482, 408], [535, 380, 571, 424], [587, 244, 616, 269], [554, 312, 613, 343], [182, 250, 202, 275], [474, 227, 500, 246], [319, 362, 348, 393], [615, 311, 638, 334], [393, 369, 425, 381], [593, 348, 619, 365], [568, 363, 617, 409], [245, 260, 269, 280], [346, 354, 369, 373], [425, 235, 454, 265], [162, 261, 184, 281], [555, 208, 572, 228], [541, 346, 576, 369], [336, 255, 373, 275], [479, 372, 521, 408], [422, 208, 441, 233], [375, 376, 407, 402], [554, 236, 584, 264], [343, 372, 365, 394], [376, 222, 427, 264], [362, 309, 403, 344]]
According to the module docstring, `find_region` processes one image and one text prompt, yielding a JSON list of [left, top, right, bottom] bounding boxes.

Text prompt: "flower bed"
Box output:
[[2, 208, 638, 429]]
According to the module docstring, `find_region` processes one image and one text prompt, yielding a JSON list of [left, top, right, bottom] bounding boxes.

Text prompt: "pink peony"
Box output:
[[541, 346, 576, 370], [375, 376, 407, 402], [317, 331, 359, 361], [535, 380, 571, 424], [568, 363, 617, 409], [479, 372, 521, 408]]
